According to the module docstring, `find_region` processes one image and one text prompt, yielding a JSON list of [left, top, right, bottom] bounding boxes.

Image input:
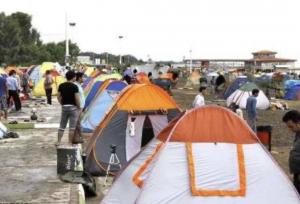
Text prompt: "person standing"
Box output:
[[282, 110, 300, 194], [0, 75, 8, 120], [21, 72, 30, 98], [44, 70, 53, 105], [246, 89, 259, 132], [229, 102, 244, 119], [192, 86, 207, 108], [56, 70, 80, 146], [6, 70, 22, 111], [74, 72, 85, 110], [131, 69, 138, 84], [215, 73, 226, 96]]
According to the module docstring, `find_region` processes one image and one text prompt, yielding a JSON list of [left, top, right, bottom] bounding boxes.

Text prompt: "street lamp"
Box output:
[[189, 49, 193, 74], [118, 35, 124, 65], [65, 13, 76, 67]]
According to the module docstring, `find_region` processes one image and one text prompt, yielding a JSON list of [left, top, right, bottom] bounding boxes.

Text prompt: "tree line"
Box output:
[[0, 12, 145, 68], [79, 52, 144, 68], [0, 12, 79, 66]]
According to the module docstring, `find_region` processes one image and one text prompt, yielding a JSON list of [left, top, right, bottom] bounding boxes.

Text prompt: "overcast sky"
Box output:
[[1, 0, 300, 64]]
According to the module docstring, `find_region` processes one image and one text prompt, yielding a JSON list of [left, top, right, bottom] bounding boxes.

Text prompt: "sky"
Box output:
[[1, 0, 300, 64]]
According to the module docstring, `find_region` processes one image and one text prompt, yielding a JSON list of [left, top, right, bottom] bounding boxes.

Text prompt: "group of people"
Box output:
[[0, 70, 24, 120], [192, 86, 257, 130]]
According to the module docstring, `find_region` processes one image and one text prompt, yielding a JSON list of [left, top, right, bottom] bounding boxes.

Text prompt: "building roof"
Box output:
[[184, 59, 248, 62], [252, 50, 277, 55], [246, 58, 296, 62]]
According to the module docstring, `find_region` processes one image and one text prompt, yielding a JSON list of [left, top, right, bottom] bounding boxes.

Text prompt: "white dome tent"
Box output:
[[100, 106, 299, 204], [226, 82, 270, 110]]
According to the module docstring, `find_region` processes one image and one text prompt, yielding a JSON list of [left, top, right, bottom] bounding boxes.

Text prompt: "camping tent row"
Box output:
[[101, 106, 300, 204], [226, 82, 270, 110], [81, 80, 127, 132], [83, 72, 152, 102], [83, 73, 122, 96], [85, 83, 181, 176]]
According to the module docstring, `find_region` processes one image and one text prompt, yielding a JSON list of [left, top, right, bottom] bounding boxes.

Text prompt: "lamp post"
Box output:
[[189, 49, 193, 74], [65, 13, 76, 67], [118, 35, 124, 65]]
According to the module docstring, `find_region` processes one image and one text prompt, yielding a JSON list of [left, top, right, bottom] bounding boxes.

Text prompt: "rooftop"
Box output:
[[252, 50, 277, 55]]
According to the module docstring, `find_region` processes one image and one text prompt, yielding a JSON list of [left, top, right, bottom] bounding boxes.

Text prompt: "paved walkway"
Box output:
[[0, 99, 83, 203]]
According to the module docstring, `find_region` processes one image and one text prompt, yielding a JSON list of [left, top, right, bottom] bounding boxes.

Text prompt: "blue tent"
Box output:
[[84, 81, 104, 109], [224, 77, 249, 99], [81, 81, 127, 132], [82, 77, 93, 89], [152, 78, 171, 91], [284, 80, 300, 91], [29, 65, 43, 87], [284, 84, 300, 100]]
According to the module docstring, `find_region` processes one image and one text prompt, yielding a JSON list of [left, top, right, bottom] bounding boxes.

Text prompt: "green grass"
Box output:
[[4, 123, 34, 129]]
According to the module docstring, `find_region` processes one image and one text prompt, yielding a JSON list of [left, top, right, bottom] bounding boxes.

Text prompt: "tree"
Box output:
[[0, 12, 42, 65], [42, 41, 79, 65], [0, 12, 80, 66]]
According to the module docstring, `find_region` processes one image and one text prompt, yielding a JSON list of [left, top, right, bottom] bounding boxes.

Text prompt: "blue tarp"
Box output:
[[284, 84, 300, 100], [224, 77, 249, 99]]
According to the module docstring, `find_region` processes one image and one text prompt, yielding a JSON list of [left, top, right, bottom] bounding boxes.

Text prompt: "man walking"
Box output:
[[282, 110, 300, 193], [246, 89, 259, 132], [6, 70, 22, 111], [56, 70, 80, 146], [44, 70, 53, 105]]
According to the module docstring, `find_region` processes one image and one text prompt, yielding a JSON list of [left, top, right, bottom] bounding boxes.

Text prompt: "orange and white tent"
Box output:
[[85, 84, 181, 176], [101, 106, 300, 204]]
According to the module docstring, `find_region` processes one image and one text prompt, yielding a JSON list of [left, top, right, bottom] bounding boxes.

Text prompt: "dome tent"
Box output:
[[101, 106, 300, 204], [224, 77, 250, 99], [226, 82, 270, 110], [284, 84, 300, 100], [81, 80, 127, 132], [85, 84, 181, 176]]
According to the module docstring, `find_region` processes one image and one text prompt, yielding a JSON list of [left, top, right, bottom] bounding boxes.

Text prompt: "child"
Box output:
[[229, 102, 244, 119]]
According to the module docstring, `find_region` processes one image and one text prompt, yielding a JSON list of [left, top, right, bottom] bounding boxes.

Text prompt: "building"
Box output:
[[245, 50, 296, 71], [184, 50, 296, 72], [77, 55, 93, 65]]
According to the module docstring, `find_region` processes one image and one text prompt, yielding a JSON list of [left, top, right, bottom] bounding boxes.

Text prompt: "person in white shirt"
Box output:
[[6, 70, 22, 111], [192, 86, 207, 108]]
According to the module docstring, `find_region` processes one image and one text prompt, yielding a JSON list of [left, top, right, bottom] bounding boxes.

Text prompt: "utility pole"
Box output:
[[65, 13, 75, 67], [189, 49, 192, 74], [118, 35, 124, 65]]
